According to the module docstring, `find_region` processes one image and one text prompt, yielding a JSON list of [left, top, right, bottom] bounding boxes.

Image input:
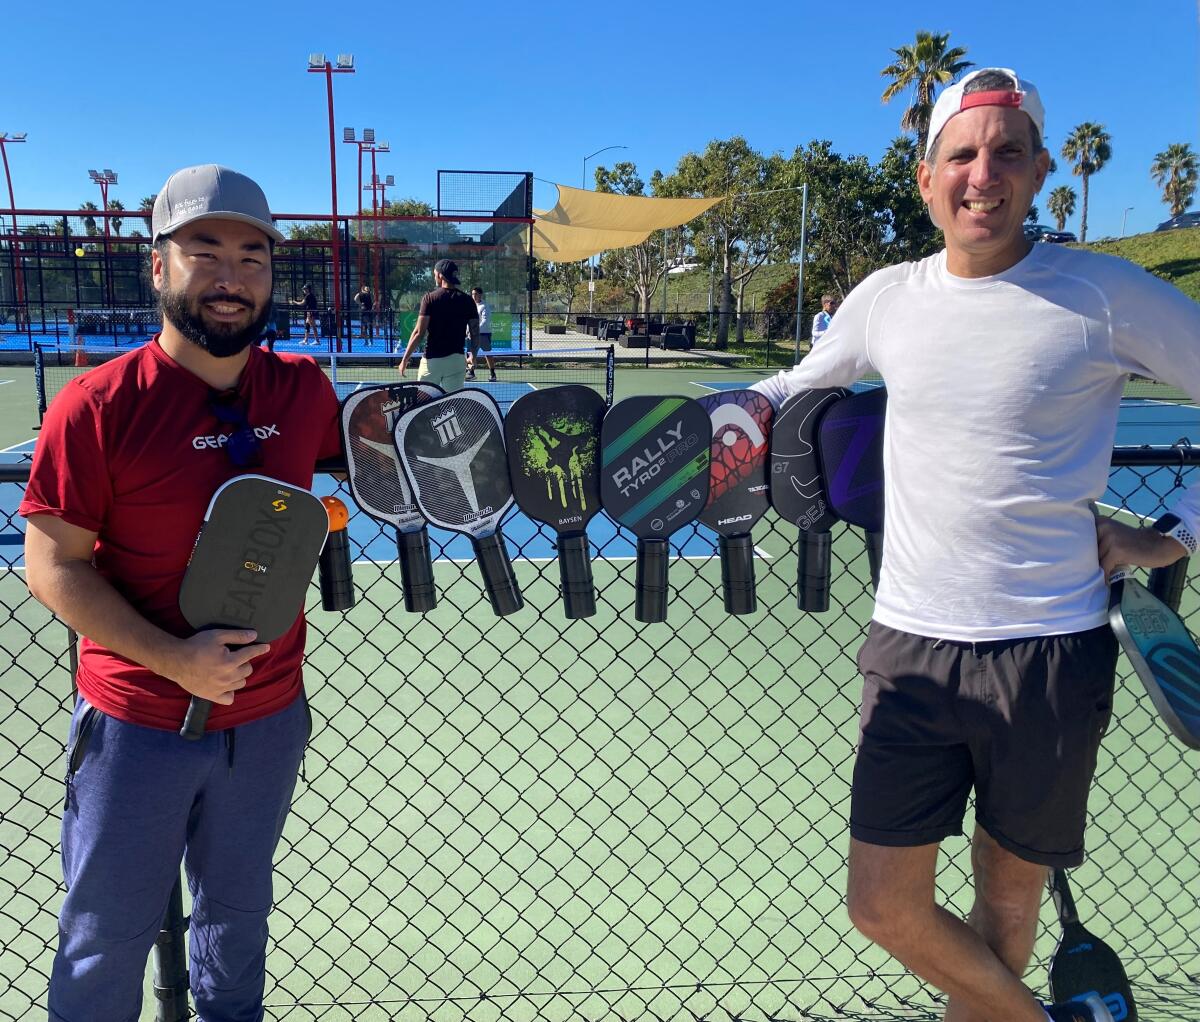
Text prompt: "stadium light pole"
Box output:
[[582, 144, 627, 314], [308, 53, 355, 350], [1120, 206, 1134, 239], [793, 182, 808, 362], [88, 169, 118, 308], [0, 133, 29, 333]]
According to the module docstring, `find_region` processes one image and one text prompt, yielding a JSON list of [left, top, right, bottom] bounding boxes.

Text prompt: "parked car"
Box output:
[[1023, 224, 1076, 244], [1155, 211, 1200, 232]]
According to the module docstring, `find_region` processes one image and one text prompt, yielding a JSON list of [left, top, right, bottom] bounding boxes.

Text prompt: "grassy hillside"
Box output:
[[1081, 227, 1200, 303], [655, 226, 1200, 312]]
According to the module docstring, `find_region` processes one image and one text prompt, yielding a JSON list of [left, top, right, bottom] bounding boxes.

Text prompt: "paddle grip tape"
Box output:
[[557, 534, 597, 620], [473, 533, 524, 617], [797, 531, 833, 613], [319, 530, 356, 612], [398, 530, 438, 613], [180, 697, 213, 742], [635, 537, 670, 624], [719, 534, 757, 616]]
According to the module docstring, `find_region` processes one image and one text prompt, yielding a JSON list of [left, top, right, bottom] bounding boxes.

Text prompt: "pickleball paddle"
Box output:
[[1109, 566, 1200, 749], [177, 475, 329, 740], [600, 395, 711, 623], [697, 389, 773, 615], [768, 388, 849, 612], [818, 386, 887, 590], [504, 386, 605, 619], [394, 389, 524, 616], [341, 382, 444, 612], [1048, 867, 1138, 1022]]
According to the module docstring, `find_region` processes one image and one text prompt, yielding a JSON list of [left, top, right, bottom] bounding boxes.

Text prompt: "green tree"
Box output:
[[594, 161, 672, 326], [880, 31, 973, 156], [660, 138, 779, 348], [1047, 186, 1077, 232], [79, 201, 99, 237], [1150, 143, 1198, 217], [139, 195, 156, 236], [1061, 122, 1111, 243], [107, 199, 125, 237], [537, 259, 585, 322]]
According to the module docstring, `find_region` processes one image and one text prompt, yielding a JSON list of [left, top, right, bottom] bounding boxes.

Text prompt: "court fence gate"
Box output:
[[0, 449, 1197, 1021]]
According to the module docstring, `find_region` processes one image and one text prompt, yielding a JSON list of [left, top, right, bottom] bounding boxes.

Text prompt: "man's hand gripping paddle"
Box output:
[[177, 475, 329, 740]]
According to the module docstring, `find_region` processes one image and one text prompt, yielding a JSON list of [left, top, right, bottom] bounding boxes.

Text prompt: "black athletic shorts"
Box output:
[[851, 621, 1118, 867]]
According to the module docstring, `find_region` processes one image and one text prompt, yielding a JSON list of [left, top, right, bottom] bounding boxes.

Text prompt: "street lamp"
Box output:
[[1121, 206, 1134, 239], [88, 168, 118, 308], [0, 133, 28, 333], [307, 53, 355, 350], [582, 144, 627, 314]]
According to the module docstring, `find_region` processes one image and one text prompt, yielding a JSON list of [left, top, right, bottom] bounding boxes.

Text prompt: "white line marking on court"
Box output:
[[690, 381, 719, 392], [1, 439, 36, 452], [0, 380, 13, 386]]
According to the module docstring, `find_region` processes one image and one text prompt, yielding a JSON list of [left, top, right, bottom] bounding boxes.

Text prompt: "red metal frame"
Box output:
[[0, 135, 28, 336]]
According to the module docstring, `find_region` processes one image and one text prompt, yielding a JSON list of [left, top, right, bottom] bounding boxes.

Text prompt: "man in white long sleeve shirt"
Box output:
[[754, 68, 1200, 1022]]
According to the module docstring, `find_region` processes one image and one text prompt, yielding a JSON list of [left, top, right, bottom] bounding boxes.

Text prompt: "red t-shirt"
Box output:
[[19, 338, 342, 731]]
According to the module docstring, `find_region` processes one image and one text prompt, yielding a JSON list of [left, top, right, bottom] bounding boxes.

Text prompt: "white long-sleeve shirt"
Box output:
[[753, 244, 1200, 641]]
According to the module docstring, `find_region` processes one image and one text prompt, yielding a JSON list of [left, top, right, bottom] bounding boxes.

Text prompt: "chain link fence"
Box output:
[[1, 452, 1197, 1021]]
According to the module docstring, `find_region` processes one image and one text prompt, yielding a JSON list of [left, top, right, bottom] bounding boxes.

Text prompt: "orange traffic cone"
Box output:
[[69, 310, 87, 367]]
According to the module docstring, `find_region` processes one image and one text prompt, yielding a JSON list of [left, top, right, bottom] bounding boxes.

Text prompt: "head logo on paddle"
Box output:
[[600, 395, 711, 623], [341, 383, 444, 612], [505, 386, 605, 618], [394, 390, 524, 617], [697, 390, 773, 614]]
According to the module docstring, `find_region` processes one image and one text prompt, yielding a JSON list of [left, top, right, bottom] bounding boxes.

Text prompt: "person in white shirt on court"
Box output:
[[466, 286, 496, 382], [753, 67, 1200, 1022], [810, 292, 839, 346]]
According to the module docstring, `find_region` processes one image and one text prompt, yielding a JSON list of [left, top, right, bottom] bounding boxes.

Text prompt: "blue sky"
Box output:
[[4, 0, 1197, 240]]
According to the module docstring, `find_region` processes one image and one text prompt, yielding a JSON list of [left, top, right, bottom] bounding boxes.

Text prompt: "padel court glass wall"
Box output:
[[0, 450, 1197, 1022]]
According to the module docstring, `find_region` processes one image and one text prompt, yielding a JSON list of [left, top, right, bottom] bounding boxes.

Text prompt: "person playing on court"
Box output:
[[753, 68, 1200, 1022], [354, 283, 375, 346], [20, 164, 342, 1022], [466, 286, 496, 382], [291, 282, 319, 345], [810, 293, 838, 347], [397, 258, 479, 392]]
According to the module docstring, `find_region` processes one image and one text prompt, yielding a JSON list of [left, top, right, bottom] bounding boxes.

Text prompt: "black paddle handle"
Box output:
[[180, 697, 212, 742], [719, 534, 757, 615], [866, 531, 884, 592], [636, 537, 670, 623], [557, 533, 596, 619], [397, 528, 437, 613], [1148, 557, 1189, 614], [797, 531, 832, 612], [474, 532, 524, 617], [1048, 867, 1081, 927]]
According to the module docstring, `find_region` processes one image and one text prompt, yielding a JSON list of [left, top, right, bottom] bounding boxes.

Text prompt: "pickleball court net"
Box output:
[[34, 343, 615, 421]]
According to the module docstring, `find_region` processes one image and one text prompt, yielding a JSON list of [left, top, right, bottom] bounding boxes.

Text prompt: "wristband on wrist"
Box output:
[[1154, 513, 1198, 555]]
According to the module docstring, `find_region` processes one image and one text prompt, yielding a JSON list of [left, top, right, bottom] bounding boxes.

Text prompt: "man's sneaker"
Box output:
[[466, 370, 476, 380], [1044, 995, 1115, 1022], [488, 373, 497, 382]]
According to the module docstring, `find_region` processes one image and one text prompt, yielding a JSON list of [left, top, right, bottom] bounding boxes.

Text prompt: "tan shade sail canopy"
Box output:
[[532, 183, 722, 262]]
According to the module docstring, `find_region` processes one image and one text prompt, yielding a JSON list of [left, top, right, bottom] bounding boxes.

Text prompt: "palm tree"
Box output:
[[139, 194, 157, 235], [1150, 143, 1198, 217], [107, 199, 125, 237], [1061, 122, 1112, 243], [1047, 186, 1077, 232], [79, 201, 99, 237], [880, 31, 973, 156]]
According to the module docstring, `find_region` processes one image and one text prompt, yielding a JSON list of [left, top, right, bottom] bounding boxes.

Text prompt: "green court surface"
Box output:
[[1, 361, 1197, 1021]]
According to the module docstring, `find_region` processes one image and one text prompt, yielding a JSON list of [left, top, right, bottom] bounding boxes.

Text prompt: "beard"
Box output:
[[159, 273, 273, 358]]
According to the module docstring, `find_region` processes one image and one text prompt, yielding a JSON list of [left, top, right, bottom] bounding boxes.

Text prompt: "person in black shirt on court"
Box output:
[[290, 283, 319, 346], [398, 259, 479, 392]]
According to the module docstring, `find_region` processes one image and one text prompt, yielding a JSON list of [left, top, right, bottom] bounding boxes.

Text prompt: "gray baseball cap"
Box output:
[[152, 164, 284, 245]]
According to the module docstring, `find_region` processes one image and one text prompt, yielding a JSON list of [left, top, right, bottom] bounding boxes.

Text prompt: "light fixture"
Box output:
[[336, 54, 354, 69], [308, 53, 325, 68], [362, 128, 375, 143], [343, 127, 356, 142]]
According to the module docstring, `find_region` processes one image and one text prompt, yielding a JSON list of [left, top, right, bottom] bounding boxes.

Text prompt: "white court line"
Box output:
[[0, 380, 13, 386], [1095, 500, 1150, 523], [1, 439, 36, 453]]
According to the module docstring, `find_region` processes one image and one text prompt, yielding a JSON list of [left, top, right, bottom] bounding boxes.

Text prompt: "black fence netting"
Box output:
[[0, 452, 1197, 1022]]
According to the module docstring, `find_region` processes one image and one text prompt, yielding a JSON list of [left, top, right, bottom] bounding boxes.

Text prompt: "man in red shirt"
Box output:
[[21, 164, 341, 1022]]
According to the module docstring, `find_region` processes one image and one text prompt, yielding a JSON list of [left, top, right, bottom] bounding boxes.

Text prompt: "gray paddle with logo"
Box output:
[[394, 390, 523, 616]]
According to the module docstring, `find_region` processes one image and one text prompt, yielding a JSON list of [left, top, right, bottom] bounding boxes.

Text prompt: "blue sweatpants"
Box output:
[[49, 694, 309, 1022]]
